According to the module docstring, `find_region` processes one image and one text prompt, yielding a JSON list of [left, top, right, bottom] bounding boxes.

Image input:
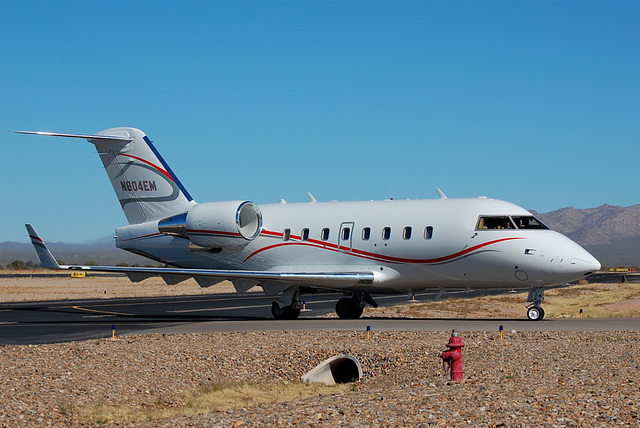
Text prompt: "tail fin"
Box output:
[[25, 224, 62, 269], [16, 128, 195, 224]]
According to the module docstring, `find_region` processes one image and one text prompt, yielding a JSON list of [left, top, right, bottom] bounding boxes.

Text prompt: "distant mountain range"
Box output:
[[2, 204, 639, 268]]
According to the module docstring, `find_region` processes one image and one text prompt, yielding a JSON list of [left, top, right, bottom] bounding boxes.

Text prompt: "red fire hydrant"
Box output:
[[441, 329, 465, 382]]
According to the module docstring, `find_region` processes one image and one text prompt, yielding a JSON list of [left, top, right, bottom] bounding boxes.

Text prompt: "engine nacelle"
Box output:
[[158, 201, 263, 248]]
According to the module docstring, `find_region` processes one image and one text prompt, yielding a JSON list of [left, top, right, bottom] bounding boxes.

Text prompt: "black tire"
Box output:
[[336, 298, 364, 319], [527, 306, 544, 321], [285, 307, 301, 319], [271, 302, 286, 319], [271, 302, 301, 320], [352, 306, 364, 319]]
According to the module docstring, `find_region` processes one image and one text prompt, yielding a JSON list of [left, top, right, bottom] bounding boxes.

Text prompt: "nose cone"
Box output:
[[572, 252, 601, 276], [547, 233, 601, 283]]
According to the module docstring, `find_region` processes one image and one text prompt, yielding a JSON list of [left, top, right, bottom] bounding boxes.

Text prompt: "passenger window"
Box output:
[[382, 227, 391, 240], [301, 228, 309, 241], [476, 216, 515, 230], [511, 216, 549, 230], [282, 228, 291, 241], [424, 226, 433, 240], [362, 227, 371, 240], [321, 228, 330, 241], [342, 227, 350, 241], [403, 227, 412, 240]]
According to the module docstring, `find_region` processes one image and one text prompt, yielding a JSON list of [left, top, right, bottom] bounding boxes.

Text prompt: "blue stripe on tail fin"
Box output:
[[143, 136, 194, 202]]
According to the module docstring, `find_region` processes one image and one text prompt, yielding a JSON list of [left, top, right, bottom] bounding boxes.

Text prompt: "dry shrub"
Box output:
[[74, 381, 350, 425]]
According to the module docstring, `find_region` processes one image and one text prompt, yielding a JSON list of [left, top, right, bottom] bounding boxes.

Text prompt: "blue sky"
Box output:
[[1, 1, 638, 243]]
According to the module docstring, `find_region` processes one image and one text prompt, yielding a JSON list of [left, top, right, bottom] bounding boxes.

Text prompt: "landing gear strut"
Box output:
[[526, 286, 545, 321], [335, 292, 378, 319]]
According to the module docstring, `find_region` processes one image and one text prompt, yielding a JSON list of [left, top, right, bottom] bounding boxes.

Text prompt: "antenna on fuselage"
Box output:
[[436, 188, 448, 199], [306, 192, 317, 203]]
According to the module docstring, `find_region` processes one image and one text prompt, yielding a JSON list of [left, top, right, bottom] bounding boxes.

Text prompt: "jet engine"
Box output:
[[158, 201, 263, 248]]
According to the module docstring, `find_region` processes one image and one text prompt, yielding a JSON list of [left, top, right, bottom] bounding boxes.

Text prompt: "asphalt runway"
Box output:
[[1, 282, 639, 345], [1, 291, 428, 345]]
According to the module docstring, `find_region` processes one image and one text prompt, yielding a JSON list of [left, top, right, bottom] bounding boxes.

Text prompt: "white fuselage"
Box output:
[[18, 127, 602, 320], [115, 197, 600, 294]]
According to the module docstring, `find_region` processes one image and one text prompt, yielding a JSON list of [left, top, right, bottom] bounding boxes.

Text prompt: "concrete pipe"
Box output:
[[301, 354, 362, 385]]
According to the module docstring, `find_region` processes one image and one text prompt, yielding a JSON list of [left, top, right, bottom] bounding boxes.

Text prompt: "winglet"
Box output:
[[436, 188, 448, 199], [25, 224, 62, 270]]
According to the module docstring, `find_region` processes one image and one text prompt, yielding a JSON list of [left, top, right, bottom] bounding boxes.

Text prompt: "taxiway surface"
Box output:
[[2, 287, 639, 345]]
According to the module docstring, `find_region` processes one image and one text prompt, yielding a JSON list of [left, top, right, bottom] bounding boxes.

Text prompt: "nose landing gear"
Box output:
[[526, 305, 545, 321], [526, 286, 545, 321]]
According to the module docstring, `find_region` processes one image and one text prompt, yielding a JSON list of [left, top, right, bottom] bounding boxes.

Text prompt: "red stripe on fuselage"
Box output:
[[350, 237, 524, 264], [243, 241, 337, 262], [243, 236, 524, 264]]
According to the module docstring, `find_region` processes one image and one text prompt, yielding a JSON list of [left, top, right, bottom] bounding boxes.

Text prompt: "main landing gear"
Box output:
[[336, 292, 378, 319], [526, 286, 545, 321], [271, 288, 378, 320], [271, 302, 301, 320], [271, 287, 302, 320]]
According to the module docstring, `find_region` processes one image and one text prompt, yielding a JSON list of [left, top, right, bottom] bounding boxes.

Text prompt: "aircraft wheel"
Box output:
[[352, 306, 364, 318], [285, 307, 301, 319], [336, 298, 364, 319], [271, 302, 301, 320], [527, 306, 544, 321]]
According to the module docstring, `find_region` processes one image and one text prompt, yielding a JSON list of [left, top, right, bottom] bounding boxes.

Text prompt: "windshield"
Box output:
[[511, 216, 549, 229], [476, 215, 549, 230], [476, 216, 515, 230]]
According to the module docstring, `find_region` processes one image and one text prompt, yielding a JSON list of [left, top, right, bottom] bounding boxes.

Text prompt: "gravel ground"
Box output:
[[2, 330, 639, 427]]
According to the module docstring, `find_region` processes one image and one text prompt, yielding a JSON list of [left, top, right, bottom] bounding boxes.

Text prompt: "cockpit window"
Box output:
[[476, 216, 515, 230], [476, 215, 550, 230], [511, 216, 549, 230]]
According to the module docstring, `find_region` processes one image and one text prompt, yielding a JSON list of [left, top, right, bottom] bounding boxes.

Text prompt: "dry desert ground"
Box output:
[[1, 273, 639, 427]]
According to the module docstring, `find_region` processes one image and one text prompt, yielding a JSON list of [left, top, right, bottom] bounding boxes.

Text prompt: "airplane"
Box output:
[[17, 127, 601, 321]]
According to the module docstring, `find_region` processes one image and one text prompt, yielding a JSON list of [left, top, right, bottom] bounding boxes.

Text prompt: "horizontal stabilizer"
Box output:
[[14, 131, 132, 144]]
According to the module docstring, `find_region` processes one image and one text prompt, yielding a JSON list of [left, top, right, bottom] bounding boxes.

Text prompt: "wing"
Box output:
[[25, 224, 375, 292]]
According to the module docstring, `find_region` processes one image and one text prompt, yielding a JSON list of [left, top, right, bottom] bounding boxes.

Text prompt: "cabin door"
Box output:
[[338, 222, 354, 253]]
